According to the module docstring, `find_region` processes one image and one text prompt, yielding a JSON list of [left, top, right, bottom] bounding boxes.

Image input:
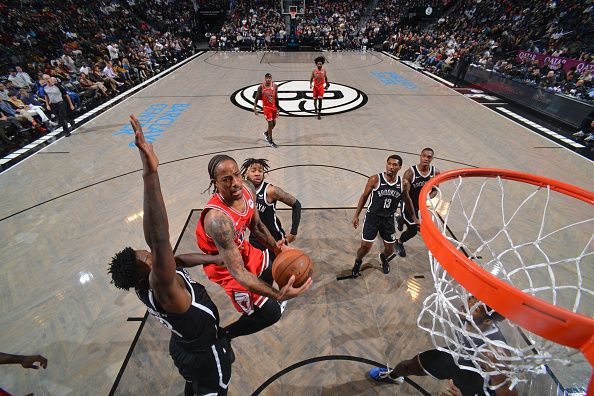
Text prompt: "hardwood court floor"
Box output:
[[0, 51, 592, 395]]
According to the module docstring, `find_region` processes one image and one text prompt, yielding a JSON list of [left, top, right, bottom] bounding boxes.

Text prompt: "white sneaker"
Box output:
[[573, 130, 586, 138], [279, 300, 287, 313], [584, 134, 594, 142]]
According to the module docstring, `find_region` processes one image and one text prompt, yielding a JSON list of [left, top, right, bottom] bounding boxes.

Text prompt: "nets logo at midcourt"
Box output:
[[230, 80, 368, 117]]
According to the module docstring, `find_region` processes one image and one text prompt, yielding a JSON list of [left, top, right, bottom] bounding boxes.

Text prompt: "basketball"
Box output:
[[272, 249, 314, 288]]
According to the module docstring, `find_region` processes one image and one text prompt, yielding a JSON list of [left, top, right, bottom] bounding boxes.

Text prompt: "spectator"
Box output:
[[8, 69, 32, 90], [79, 72, 108, 97], [44, 77, 75, 137], [7, 93, 53, 127]]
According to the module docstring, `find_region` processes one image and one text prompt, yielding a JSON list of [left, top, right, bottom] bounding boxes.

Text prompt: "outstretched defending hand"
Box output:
[[20, 355, 48, 369], [277, 275, 313, 301], [130, 114, 158, 175]]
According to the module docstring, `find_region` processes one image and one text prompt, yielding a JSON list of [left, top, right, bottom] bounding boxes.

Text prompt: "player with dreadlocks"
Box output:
[[195, 154, 312, 339], [240, 158, 302, 250], [253, 72, 279, 148], [310, 56, 330, 120], [108, 115, 232, 396]]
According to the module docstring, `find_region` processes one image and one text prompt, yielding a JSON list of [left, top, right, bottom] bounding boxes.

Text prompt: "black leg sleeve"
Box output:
[[400, 222, 418, 243], [222, 299, 282, 339]]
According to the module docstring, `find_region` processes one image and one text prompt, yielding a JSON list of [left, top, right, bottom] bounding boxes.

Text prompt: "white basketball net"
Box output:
[[418, 175, 594, 394]]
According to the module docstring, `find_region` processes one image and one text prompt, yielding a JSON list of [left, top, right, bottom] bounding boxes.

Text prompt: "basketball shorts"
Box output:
[[418, 349, 493, 396], [203, 247, 271, 315], [263, 107, 277, 122], [362, 213, 396, 243], [312, 85, 324, 99], [169, 335, 232, 395]]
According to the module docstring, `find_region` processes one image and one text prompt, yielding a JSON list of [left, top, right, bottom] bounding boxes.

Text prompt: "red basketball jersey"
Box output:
[[261, 82, 276, 110], [312, 69, 326, 87], [196, 184, 256, 259]]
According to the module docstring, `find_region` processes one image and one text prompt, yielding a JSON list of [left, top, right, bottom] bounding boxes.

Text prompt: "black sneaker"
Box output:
[[396, 215, 404, 231], [268, 139, 278, 148], [395, 241, 406, 257], [65, 131, 71, 137], [379, 253, 390, 274], [352, 260, 362, 277]]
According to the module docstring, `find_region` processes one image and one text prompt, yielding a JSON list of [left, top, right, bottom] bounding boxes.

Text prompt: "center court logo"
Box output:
[[230, 80, 368, 117]]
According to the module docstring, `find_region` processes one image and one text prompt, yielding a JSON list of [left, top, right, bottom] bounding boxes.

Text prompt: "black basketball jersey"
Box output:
[[409, 165, 436, 211], [456, 323, 507, 367], [137, 267, 220, 350], [250, 182, 285, 249], [367, 173, 402, 217]]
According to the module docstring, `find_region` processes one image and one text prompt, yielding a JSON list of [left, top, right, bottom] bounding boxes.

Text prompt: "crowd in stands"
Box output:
[[209, 0, 287, 50], [1, 0, 196, 156], [2, 0, 592, 156], [208, 0, 592, 106], [380, 0, 593, 103], [296, 0, 366, 50]]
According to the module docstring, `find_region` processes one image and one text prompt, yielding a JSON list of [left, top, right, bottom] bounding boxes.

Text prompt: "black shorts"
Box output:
[[362, 213, 396, 243], [169, 336, 232, 395], [418, 349, 493, 396]]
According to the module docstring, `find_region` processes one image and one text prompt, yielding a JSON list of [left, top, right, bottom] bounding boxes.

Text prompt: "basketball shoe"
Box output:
[[379, 253, 390, 274], [351, 259, 362, 278], [395, 240, 406, 257], [368, 367, 404, 384]]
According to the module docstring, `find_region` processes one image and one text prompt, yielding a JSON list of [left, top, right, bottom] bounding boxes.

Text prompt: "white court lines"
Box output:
[[423, 71, 455, 87], [496, 107, 585, 148], [0, 51, 206, 171]]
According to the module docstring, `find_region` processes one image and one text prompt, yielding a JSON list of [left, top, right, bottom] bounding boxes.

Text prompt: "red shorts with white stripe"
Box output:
[[263, 107, 277, 122], [203, 245, 270, 315], [312, 85, 325, 99]]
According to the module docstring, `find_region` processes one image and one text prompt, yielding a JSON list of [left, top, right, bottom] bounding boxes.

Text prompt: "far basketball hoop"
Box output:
[[289, 5, 297, 19]]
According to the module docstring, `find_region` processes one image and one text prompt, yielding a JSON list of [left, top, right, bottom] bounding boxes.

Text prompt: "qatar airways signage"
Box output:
[[516, 50, 594, 73]]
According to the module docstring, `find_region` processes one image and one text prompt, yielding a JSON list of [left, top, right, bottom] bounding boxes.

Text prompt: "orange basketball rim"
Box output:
[[418, 168, 594, 393]]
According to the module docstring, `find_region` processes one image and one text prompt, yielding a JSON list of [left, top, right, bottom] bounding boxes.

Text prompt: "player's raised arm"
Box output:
[[269, 185, 301, 243], [130, 115, 188, 310], [352, 175, 378, 229]]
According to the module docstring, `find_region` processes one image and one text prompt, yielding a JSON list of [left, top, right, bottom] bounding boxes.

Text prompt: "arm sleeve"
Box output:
[[290, 199, 302, 235]]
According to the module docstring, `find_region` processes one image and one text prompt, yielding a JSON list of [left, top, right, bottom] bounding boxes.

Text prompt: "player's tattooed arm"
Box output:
[[205, 210, 282, 300], [402, 168, 419, 224], [245, 180, 283, 254], [352, 174, 378, 229], [269, 185, 301, 242]]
